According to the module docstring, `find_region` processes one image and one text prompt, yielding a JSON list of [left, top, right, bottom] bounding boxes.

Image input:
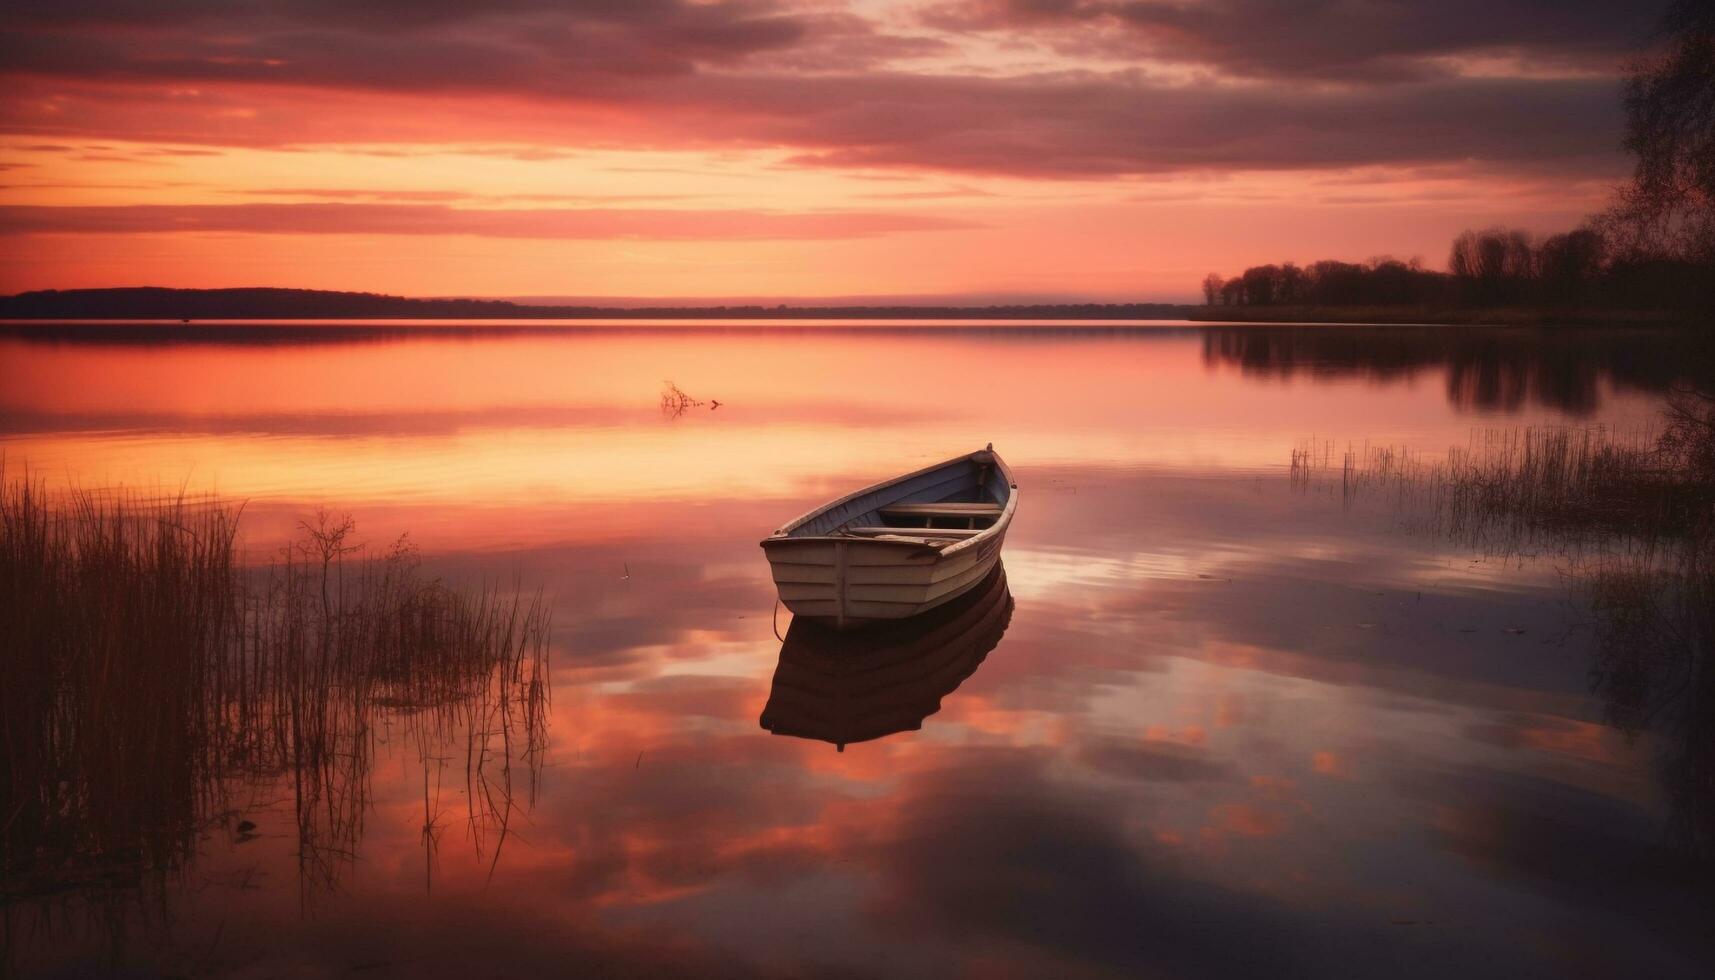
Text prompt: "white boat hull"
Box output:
[[760, 447, 1016, 629]]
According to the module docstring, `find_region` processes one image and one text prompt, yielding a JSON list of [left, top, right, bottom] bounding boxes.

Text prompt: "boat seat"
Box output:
[[878, 503, 1002, 518], [842, 526, 983, 538]]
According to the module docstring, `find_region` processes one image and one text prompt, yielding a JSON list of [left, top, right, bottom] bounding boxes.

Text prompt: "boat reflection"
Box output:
[[760, 563, 1013, 751]]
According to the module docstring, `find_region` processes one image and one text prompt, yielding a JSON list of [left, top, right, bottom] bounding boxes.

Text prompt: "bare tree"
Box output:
[[1537, 228, 1608, 301], [1450, 227, 1536, 304], [1278, 263, 1305, 304], [1604, 0, 1715, 266], [1200, 274, 1227, 305], [1241, 264, 1281, 306], [1201, 273, 1223, 305]]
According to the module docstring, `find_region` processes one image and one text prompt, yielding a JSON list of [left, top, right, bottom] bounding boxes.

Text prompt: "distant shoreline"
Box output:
[[0, 288, 1694, 328], [0, 287, 1197, 321]]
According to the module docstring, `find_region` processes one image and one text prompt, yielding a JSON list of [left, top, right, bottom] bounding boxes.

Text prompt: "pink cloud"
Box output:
[[0, 202, 977, 239]]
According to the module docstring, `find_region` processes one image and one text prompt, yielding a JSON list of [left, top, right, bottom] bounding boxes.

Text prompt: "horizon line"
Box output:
[[1, 285, 1204, 309]]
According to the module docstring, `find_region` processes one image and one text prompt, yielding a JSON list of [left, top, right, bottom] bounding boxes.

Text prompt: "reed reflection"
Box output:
[[761, 563, 1013, 751], [0, 480, 552, 966], [1292, 388, 1715, 863]]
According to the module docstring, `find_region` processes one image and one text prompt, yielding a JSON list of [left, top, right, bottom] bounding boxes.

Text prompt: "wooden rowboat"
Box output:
[[760, 562, 1013, 750], [760, 445, 1016, 629]]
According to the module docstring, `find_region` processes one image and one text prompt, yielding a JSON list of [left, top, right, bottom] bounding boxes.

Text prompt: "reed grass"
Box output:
[[0, 477, 551, 908], [1292, 394, 1713, 554], [1, 479, 240, 900], [1292, 388, 1715, 860]]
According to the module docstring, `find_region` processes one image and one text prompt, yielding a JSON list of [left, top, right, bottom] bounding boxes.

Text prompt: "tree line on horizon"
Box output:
[[1199, 226, 1706, 310], [1202, 0, 1714, 314]]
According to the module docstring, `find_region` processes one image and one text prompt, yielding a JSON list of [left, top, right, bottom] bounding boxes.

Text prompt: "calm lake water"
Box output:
[[3, 322, 1713, 977]]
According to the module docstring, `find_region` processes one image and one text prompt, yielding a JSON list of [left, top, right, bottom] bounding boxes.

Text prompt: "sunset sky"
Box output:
[[0, 1, 1658, 302]]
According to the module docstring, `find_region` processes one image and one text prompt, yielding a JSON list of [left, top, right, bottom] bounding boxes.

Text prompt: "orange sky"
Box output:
[[0, 1, 1652, 301]]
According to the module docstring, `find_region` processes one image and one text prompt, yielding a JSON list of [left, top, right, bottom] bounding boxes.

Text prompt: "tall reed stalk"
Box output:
[[0, 477, 551, 911], [1, 479, 240, 900]]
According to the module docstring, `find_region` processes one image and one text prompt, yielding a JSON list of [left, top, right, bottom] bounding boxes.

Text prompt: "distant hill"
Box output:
[[0, 287, 1197, 321]]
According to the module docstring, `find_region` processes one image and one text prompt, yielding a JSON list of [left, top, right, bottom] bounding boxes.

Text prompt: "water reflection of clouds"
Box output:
[[0, 400, 929, 438], [6, 329, 1681, 510], [375, 465, 1620, 761], [12, 330, 1714, 977], [234, 459, 1696, 976], [455, 459, 1707, 972]]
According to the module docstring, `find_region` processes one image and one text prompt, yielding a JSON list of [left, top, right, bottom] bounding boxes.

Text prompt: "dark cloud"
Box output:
[[862, 753, 1288, 975], [0, 0, 880, 89], [0, 202, 976, 239], [4, 0, 813, 64], [229, 187, 706, 204], [859, 751, 1625, 978], [752, 71, 1622, 176], [1399, 766, 1715, 967], [855, 185, 996, 200], [238, 187, 473, 202], [151, 876, 867, 979], [1077, 735, 1236, 782], [20, 68, 1621, 179], [0, 1, 1636, 180], [926, 0, 1661, 81]]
